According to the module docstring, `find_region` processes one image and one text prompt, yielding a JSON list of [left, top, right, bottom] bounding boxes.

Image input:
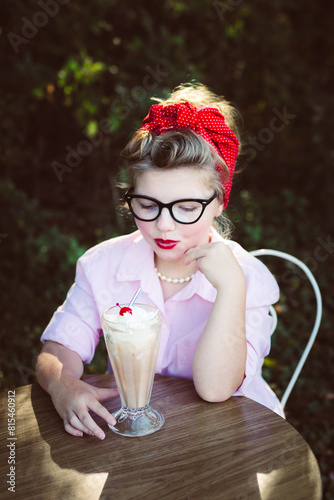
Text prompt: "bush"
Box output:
[[0, 181, 86, 388]]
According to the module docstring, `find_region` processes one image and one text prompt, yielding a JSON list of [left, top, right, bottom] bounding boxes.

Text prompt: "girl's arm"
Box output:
[[35, 340, 117, 439], [184, 242, 247, 402]]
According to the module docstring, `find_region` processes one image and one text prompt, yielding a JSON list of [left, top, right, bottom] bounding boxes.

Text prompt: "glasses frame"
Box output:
[[124, 191, 218, 225]]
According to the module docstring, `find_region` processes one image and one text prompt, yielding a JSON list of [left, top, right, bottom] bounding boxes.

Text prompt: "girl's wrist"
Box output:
[[214, 271, 246, 295]]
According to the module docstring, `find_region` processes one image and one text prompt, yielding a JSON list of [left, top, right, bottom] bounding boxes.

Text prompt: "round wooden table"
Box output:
[[0, 374, 322, 499]]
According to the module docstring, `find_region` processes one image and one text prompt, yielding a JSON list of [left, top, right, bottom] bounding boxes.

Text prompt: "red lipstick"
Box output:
[[154, 239, 178, 250]]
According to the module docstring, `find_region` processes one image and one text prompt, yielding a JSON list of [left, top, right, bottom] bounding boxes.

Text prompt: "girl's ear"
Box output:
[[214, 198, 224, 217]]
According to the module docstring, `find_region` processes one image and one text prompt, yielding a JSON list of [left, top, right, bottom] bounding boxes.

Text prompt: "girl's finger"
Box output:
[[63, 416, 85, 437], [64, 423, 84, 437], [184, 247, 207, 265], [95, 387, 119, 401], [66, 411, 95, 436], [87, 399, 117, 428], [184, 245, 202, 256], [74, 409, 107, 440]]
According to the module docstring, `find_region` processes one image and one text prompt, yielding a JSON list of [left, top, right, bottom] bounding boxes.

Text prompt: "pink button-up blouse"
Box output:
[[41, 228, 284, 418]]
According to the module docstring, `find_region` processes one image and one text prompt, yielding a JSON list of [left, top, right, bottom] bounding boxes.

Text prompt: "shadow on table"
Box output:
[[27, 381, 320, 500]]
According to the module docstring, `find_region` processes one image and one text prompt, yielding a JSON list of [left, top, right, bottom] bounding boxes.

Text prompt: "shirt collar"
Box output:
[[116, 228, 223, 304], [116, 231, 155, 283], [116, 231, 165, 312]]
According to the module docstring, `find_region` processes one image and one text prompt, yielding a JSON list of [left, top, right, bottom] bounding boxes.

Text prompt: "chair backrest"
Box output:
[[250, 249, 323, 410]]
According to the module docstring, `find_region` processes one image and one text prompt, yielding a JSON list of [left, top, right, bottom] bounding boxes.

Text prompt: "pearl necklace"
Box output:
[[154, 267, 195, 284], [154, 232, 212, 284]]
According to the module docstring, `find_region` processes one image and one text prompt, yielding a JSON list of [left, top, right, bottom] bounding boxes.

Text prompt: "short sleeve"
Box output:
[[233, 254, 280, 396], [40, 256, 102, 364]]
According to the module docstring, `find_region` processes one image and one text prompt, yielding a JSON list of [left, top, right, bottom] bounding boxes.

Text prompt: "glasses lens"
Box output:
[[172, 201, 203, 223], [130, 197, 160, 220]]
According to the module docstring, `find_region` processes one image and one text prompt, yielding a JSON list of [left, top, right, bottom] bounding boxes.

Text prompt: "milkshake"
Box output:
[[101, 303, 164, 437]]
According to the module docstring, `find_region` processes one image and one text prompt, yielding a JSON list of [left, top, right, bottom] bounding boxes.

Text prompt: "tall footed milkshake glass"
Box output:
[[101, 304, 164, 437]]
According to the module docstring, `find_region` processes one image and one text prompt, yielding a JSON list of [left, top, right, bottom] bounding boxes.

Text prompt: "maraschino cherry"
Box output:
[[116, 303, 133, 316]]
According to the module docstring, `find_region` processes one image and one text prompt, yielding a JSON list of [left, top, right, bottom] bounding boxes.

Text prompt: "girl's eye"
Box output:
[[180, 206, 196, 212], [139, 203, 156, 211], [178, 204, 201, 213]]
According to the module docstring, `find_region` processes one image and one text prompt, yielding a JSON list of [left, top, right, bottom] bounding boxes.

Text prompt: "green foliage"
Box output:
[[1, 0, 333, 495], [0, 181, 86, 388]]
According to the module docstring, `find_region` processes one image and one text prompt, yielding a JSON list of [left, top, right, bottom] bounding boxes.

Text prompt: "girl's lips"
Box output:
[[154, 239, 178, 249]]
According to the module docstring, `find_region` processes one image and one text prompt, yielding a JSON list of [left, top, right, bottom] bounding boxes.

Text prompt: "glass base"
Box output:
[[108, 405, 164, 437]]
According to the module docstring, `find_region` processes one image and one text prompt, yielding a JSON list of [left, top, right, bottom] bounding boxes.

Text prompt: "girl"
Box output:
[[36, 82, 283, 440]]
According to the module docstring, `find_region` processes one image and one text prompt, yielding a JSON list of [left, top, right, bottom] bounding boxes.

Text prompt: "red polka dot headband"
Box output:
[[139, 101, 240, 208]]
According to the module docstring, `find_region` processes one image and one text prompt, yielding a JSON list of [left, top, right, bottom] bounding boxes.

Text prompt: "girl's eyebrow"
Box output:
[[132, 193, 214, 202]]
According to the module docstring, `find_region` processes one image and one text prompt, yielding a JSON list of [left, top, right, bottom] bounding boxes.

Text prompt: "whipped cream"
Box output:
[[103, 305, 159, 330]]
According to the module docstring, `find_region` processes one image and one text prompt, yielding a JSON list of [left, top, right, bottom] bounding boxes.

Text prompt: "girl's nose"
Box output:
[[156, 207, 176, 232]]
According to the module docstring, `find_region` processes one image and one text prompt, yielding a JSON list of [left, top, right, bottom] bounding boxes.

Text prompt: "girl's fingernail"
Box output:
[[98, 432, 105, 440]]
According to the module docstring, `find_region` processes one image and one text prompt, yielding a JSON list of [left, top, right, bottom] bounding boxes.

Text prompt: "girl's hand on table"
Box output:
[[50, 376, 118, 440], [184, 241, 245, 291]]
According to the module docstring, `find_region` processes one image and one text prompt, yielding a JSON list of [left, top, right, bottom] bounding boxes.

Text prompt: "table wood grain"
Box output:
[[0, 374, 322, 500]]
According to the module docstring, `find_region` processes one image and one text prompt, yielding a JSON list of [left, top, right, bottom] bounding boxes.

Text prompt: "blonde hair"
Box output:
[[120, 82, 242, 236]]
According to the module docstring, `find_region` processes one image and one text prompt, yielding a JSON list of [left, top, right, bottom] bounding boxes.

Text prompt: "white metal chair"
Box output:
[[250, 249, 323, 410]]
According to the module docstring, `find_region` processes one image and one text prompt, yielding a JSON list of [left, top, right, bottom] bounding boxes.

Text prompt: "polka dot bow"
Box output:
[[139, 101, 240, 208]]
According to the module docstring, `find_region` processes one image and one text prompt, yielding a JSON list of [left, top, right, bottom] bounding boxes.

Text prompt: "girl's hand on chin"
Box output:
[[184, 242, 245, 292]]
